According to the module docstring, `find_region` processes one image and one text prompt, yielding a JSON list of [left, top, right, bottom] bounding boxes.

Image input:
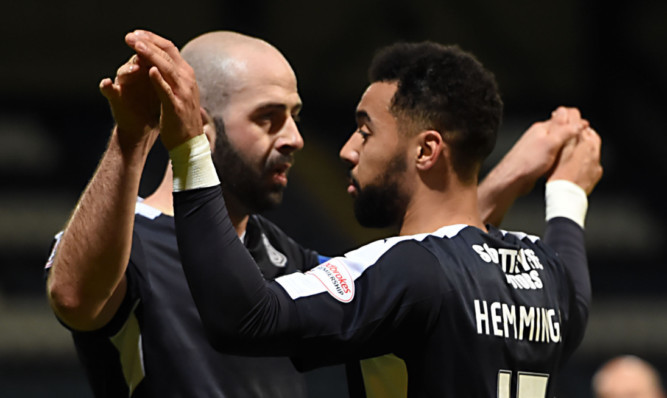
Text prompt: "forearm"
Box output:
[[169, 135, 295, 353], [47, 128, 153, 330], [542, 181, 591, 352], [478, 158, 530, 226], [174, 186, 283, 351]]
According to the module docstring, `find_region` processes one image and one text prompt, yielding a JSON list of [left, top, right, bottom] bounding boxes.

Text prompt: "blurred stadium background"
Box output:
[[1, 1, 666, 396]]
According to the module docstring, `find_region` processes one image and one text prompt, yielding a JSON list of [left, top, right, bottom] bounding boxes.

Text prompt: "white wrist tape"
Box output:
[[169, 134, 220, 192], [545, 180, 588, 228]]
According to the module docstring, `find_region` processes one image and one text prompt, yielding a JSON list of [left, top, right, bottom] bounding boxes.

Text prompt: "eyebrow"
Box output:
[[253, 102, 302, 115], [355, 110, 371, 125]]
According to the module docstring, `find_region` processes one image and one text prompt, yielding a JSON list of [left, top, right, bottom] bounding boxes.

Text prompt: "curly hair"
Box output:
[[368, 42, 503, 182]]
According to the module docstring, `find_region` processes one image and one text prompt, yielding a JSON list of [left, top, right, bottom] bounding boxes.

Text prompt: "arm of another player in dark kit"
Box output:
[[542, 126, 602, 355]]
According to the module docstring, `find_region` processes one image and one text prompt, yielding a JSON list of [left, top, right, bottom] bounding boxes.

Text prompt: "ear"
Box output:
[[415, 130, 445, 171], [201, 107, 216, 150]]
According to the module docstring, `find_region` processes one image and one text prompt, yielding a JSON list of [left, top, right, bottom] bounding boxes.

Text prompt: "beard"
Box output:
[[211, 117, 291, 213], [351, 152, 409, 229]]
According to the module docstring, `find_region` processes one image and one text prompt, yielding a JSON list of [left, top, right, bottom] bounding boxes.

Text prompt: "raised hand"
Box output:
[[99, 36, 160, 148], [548, 127, 603, 195], [125, 30, 203, 151], [503, 106, 590, 196]]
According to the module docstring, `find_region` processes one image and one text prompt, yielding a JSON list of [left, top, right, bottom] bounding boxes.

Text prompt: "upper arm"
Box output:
[[47, 271, 129, 332], [542, 217, 590, 353], [45, 231, 134, 332], [279, 241, 442, 369]]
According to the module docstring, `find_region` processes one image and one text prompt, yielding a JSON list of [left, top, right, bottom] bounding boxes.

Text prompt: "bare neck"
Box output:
[[399, 180, 486, 236], [142, 163, 249, 236]]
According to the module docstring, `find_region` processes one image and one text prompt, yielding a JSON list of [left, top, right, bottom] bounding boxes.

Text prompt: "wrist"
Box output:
[[113, 125, 158, 156], [545, 180, 588, 228], [169, 134, 220, 191]]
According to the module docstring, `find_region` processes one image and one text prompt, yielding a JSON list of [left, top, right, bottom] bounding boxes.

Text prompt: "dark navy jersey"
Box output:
[[174, 186, 590, 398], [47, 200, 321, 397]]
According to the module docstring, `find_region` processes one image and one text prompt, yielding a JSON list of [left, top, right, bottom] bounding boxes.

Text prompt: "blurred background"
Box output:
[[1, 0, 666, 396]]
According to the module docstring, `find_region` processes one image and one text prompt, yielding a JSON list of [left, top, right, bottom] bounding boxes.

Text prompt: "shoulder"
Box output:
[[250, 215, 319, 261], [276, 236, 442, 305], [344, 234, 440, 269], [332, 228, 464, 285], [135, 199, 162, 220], [497, 226, 561, 263]]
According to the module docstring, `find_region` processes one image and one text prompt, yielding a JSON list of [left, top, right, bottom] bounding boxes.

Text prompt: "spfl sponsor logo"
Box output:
[[309, 259, 355, 302]]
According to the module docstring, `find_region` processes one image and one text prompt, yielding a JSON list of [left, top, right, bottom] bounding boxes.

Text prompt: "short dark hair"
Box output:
[[368, 42, 503, 181]]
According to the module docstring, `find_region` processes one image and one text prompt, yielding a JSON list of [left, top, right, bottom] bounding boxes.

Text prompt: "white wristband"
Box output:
[[545, 180, 588, 228], [169, 134, 220, 192]]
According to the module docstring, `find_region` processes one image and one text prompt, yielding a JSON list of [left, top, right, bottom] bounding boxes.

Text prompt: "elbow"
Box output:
[[47, 277, 87, 325], [200, 318, 245, 353], [47, 275, 77, 313], [200, 318, 271, 356], [46, 274, 117, 331]]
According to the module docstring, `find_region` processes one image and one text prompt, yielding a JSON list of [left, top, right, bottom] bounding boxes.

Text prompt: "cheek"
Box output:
[[226, 125, 271, 163], [356, 150, 383, 182]]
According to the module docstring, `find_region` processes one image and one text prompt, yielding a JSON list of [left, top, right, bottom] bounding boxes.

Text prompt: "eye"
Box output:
[[356, 128, 370, 141], [292, 113, 301, 123], [255, 112, 275, 124]]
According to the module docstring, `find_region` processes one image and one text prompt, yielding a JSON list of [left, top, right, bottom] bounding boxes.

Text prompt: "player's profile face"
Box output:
[[211, 57, 303, 212], [341, 81, 410, 227]]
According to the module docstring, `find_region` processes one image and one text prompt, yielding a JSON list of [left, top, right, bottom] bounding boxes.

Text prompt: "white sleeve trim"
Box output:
[[169, 134, 220, 192], [545, 180, 588, 228]]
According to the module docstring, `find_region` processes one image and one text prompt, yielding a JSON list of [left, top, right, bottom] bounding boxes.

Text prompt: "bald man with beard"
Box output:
[[45, 29, 587, 397], [46, 31, 317, 398]]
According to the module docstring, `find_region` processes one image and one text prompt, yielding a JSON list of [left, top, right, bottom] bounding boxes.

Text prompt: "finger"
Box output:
[[132, 30, 194, 80], [561, 134, 578, 156], [131, 38, 181, 88], [127, 53, 151, 71], [551, 106, 569, 124], [584, 126, 601, 142], [122, 35, 158, 69], [114, 60, 143, 84], [582, 127, 602, 155], [548, 119, 584, 144], [563, 107, 582, 124], [551, 106, 585, 126], [133, 30, 181, 58], [127, 30, 182, 71], [99, 77, 113, 91], [148, 65, 176, 111], [99, 78, 119, 101]]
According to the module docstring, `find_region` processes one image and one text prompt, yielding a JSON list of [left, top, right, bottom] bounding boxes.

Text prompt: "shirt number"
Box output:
[[498, 370, 549, 398]]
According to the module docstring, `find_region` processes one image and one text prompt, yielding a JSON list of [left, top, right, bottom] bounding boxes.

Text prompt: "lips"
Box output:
[[265, 153, 294, 186], [346, 173, 360, 196], [270, 163, 291, 186]]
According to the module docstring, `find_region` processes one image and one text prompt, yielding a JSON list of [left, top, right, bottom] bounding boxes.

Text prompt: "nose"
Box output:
[[276, 116, 304, 154], [339, 131, 360, 167]]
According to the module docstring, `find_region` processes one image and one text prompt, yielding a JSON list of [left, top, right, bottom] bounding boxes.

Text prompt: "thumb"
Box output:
[[99, 78, 119, 102]]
